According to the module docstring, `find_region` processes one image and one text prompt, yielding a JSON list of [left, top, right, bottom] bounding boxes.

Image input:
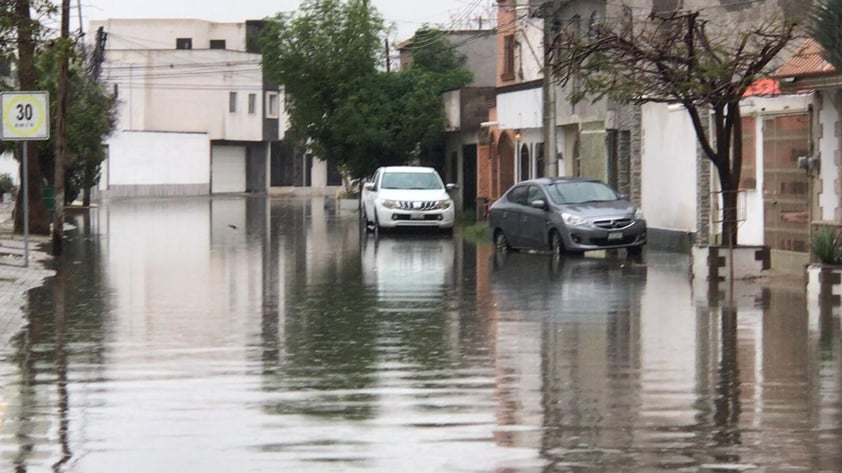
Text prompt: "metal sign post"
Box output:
[[0, 91, 50, 268]]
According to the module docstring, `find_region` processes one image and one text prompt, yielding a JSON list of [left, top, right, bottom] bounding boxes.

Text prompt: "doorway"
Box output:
[[762, 113, 810, 253]]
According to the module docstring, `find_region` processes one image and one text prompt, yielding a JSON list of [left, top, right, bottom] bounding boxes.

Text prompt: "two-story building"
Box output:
[[90, 18, 340, 198], [398, 30, 497, 218]]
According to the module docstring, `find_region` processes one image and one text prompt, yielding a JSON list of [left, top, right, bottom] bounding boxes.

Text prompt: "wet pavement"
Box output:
[[0, 200, 54, 343], [0, 195, 840, 472]]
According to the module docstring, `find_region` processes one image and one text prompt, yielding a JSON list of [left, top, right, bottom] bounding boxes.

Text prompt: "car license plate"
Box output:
[[608, 232, 623, 241], [411, 213, 424, 220]]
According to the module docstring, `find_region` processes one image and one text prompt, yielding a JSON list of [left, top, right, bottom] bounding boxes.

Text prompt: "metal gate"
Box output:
[[762, 114, 810, 253]]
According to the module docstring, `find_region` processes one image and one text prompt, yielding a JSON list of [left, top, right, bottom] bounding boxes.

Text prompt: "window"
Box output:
[[248, 93, 256, 114], [265, 92, 279, 118], [527, 186, 544, 206], [209, 39, 226, 50], [502, 34, 515, 81], [507, 185, 527, 205], [652, 0, 681, 13], [176, 37, 193, 50], [229, 92, 237, 113]]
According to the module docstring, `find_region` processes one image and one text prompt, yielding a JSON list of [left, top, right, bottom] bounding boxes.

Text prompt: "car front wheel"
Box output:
[[549, 230, 563, 257], [494, 230, 510, 252]]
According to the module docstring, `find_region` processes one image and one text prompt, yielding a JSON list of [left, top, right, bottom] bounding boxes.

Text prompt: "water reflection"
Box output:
[[0, 197, 838, 472]]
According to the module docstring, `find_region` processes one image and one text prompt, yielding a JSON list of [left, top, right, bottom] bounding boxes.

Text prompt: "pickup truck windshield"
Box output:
[[381, 172, 443, 190]]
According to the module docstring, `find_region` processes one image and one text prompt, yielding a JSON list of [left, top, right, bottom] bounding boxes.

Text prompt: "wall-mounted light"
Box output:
[[514, 129, 522, 141]]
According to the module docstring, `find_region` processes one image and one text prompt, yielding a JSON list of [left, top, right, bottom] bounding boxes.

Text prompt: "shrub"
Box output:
[[811, 226, 842, 265], [0, 173, 14, 195]]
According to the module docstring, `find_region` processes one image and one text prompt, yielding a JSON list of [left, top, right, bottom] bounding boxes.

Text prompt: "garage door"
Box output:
[[211, 145, 246, 194]]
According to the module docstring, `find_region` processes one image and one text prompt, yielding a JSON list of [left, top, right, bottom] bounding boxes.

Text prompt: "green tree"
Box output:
[[550, 12, 797, 247], [0, 0, 59, 235], [36, 45, 117, 206], [262, 2, 471, 181], [262, 0, 382, 175], [811, 0, 842, 69]]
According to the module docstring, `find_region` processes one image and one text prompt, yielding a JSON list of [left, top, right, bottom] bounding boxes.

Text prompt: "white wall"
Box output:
[[642, 95, 812, 245], [516, 1, 544, 83], [106, 131, 210, 186], [818, 90, 839, 222], [497, 86, 543, 130], [90, 19, 248, 51], [641, 103, 698, 234], [443, 90, 461, 130], [104, 49, 263, 142], [0, 152, 18, 186]]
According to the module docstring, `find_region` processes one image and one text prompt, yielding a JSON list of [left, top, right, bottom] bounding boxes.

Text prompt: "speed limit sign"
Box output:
[[0, 91, 50, 141]]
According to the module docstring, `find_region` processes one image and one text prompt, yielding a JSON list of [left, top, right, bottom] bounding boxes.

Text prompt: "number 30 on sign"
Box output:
[[0, 92, 50, 141]]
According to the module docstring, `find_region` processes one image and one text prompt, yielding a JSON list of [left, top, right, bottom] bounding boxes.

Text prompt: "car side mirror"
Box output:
[[531, 199, 547, 210], [364, 182, 375, 191], [618, 193, 628, 201], [446, 183, 458, 191]]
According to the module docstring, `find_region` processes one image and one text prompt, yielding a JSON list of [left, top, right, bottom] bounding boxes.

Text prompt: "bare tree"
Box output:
[[549, 11, 799, 247]]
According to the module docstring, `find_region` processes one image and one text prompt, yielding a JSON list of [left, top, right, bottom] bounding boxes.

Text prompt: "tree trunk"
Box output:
[[720, 184, 739, 248], [12, 0, 49, 236]]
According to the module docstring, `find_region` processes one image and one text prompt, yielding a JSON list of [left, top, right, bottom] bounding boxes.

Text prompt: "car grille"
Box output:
[[592, 218, 634, 230], [396, 201, 438, 211]]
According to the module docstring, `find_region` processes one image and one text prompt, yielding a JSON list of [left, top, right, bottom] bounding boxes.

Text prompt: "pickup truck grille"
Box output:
[[397, 201, 437, 211]]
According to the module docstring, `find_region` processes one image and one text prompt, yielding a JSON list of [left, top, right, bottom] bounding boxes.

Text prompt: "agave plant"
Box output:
[[811, 227, 842, 265]]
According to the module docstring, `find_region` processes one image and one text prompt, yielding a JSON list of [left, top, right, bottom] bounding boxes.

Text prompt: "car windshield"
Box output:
[[545, 181, 619, 205], [381, 172, 443, 190]]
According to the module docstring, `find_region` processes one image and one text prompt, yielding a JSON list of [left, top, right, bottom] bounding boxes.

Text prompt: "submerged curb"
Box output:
[[0, 200, 54, 345]]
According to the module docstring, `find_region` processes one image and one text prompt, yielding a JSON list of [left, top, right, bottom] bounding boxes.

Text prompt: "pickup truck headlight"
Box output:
[[433, 199, 452, 210], [381, 199, 399, 209]]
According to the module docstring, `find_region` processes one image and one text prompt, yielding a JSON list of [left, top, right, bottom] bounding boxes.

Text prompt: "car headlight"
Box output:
[[381, 199, 399, 209], [634, 207, 644, 219], [433, 199, 452, 210], [562, 212, 589, 226]]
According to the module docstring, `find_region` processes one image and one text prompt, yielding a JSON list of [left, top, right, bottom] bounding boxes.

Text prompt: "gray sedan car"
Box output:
[[487, 177, 647, 255]]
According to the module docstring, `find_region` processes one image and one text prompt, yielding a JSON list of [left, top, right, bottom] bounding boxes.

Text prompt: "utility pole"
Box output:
[[542, 2, 559, 177], [53, 0, 71, 255]]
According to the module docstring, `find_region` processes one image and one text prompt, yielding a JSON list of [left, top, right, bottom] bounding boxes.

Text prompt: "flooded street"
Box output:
[[1, 196, 840, 472]]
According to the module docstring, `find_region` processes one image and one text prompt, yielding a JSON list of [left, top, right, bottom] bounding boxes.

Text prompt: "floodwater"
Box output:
[[0, 196, 840, 473]]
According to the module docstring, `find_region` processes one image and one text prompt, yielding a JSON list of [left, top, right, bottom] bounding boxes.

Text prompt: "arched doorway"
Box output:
[[497, 132, 515, 197], [519, 143, 530, 181]]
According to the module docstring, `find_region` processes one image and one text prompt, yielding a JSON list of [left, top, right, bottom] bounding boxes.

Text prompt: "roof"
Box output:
[[743, 78, 780, 97], [378, 166, 438, 173], [775, 38, 836, 78], [517, 177, 603, 186]]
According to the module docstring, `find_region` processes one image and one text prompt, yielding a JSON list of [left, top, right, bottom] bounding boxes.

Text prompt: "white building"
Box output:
[[89, 18, 338, 198]]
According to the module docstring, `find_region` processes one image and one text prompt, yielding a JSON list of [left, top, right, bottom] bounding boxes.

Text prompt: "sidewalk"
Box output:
[[0, 199, 54, 342]]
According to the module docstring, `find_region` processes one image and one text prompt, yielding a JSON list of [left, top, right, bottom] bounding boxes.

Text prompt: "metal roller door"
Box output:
[[211, 145, 246, 194]]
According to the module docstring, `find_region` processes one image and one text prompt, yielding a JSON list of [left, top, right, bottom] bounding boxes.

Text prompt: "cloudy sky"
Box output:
[[79, 0, 495, 42]]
